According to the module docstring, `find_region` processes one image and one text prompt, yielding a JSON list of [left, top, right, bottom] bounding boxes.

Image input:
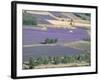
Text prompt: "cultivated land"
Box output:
[[22, 10, 91, 69], [63, 41, 90, 52]]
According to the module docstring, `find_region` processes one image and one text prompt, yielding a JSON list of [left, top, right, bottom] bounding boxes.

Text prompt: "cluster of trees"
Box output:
[[23, 12, 37, 25], [28, 53, 90, 69], [84, 13, 91, 17], [83, 37, 90, 41], [41, 38, 58, 44], [74, 13, 90, 20]]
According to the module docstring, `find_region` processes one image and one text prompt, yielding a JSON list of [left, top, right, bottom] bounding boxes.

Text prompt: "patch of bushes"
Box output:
[[41, 38, 58, 44], [28, 53, 90, 69], [83, 37, 90, 41], [23, 12, 37, 25]]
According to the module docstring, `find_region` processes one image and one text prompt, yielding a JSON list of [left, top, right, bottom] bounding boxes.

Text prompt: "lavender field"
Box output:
[[22, 10, 91, 69], [23, 27, 89, 45]]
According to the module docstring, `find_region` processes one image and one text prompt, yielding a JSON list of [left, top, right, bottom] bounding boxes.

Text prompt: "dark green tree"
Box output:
[[42, 56, 49, 64], [29, 57, 35, 69]]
